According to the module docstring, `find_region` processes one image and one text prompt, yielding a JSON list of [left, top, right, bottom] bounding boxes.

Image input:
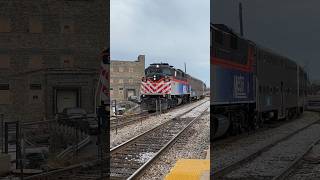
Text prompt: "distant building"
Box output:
[[110, 55, 145, 102], [0, 1, 108, 122]]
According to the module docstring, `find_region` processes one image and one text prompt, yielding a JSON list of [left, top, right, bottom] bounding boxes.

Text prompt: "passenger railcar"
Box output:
[[211, 24, 308, 139], [140, 63, 206, 111]]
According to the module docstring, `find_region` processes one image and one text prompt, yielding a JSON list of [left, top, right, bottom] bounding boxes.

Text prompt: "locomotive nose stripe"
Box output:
[[141, 80, 171, 94]]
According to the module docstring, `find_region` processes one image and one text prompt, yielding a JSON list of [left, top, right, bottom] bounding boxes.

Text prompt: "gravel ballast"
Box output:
[[287, 142, 320, 179], [110, 98, 208, 148], [139, 108, 210, 180], [212, 111, 320, 172], [226, 123, 320, 179]]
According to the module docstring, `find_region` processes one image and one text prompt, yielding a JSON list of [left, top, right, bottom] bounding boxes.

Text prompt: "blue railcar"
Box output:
[[211, 24, 308, 139]]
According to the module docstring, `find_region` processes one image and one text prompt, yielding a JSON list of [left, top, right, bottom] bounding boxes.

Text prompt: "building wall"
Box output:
[[110, 55, 145, 102], [0, 0, 109, 122]]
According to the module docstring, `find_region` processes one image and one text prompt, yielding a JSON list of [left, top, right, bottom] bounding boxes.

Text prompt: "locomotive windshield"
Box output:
[[145, 67, 172, 77]]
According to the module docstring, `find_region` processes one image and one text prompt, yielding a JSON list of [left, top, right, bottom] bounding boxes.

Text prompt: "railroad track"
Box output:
[[110, 112, 153, 130], [110, 99, 206, 130], [24, 100, 208, 180], [273, 139, 320, 180], [213, 119, 320, 180], [110, 101, 209, 179]]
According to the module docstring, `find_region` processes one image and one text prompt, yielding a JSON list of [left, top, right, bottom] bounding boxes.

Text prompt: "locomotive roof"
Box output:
[[212, 23, 306, 72], [147, 63, 205, 85]]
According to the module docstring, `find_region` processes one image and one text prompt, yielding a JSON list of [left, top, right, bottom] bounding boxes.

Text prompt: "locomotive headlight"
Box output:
[[153, 75, 156, 81], [142, 77, 147, 82]]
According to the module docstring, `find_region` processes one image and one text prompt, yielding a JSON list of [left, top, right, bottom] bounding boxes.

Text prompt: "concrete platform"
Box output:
[[0, 153, 11, 176], [165, 159, 210, 180]]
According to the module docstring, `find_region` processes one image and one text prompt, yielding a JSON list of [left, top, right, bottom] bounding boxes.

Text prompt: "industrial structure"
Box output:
[[110, 55, 145, 102], [0, 0, 108, 122]]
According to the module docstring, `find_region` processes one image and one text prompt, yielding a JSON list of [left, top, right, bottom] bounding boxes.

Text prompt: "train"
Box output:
[[140, 63, 206, 111], [211, 24, 308, 139]]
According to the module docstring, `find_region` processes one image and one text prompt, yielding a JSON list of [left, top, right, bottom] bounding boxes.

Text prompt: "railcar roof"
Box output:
[[147, 63, 206, 86], [212, 23, 304, 70]]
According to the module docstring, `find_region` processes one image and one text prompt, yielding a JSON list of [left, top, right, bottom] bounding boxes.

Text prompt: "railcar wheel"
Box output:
[[252, 112, 263, 130], [229, 111, 245, 135]]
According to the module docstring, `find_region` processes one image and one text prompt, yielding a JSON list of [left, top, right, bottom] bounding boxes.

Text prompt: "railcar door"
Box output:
[[280, 81, 285, 118]]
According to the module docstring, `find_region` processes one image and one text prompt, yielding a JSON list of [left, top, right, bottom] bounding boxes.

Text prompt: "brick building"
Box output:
[[0, 0, 108, 122], [110, 55, 145, 102]]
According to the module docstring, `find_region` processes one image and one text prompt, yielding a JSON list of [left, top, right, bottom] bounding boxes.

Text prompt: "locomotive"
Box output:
[[211, 24, 308, 138], [140, 63, 206, 111]]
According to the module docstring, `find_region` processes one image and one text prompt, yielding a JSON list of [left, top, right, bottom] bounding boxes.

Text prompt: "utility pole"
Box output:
[[239, 2, 244, 36], [184, 62, 187, 73]]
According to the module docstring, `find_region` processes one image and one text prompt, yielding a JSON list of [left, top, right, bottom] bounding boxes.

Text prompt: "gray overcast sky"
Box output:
[[111, 0, 210, 86], [212, 0, 320, 81]]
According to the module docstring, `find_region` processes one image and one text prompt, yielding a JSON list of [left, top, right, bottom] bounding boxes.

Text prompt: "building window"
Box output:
[[129, 68, 133, 72], [0, 84, 10, 105], [29, 55, 43, 69], [119, 67, 124, 72], [29, 90, 42, 104], [30, 84, 42, 90], [118, 79, 123, 83], [61, 19, 74, 33], [0, 84, 9, 90], [0, 55, 10, 69], [119, 88, 123, 94], [110, 79, 113, 83], [61, 55, 74, 68], [0, 16, 10, 32], [128, 79, 133, 83], [29, 17, 42, 33]]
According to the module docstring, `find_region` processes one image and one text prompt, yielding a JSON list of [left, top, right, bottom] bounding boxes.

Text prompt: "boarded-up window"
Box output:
[[61, 55, 74, 68], [0, 17, 10, 32], [29, 17, 42, 33], [0, 55, 10, 68], [29, 55, 43, 69], [61, 19, 74, 33], [0, 84, 10, 104]]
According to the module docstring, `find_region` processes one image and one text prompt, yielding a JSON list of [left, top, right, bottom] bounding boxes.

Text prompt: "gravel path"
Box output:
[[139, 108, 210, 180], [110, 98, 208, 148], [226, 123, 320, 179], [212, 111, 320, 172]]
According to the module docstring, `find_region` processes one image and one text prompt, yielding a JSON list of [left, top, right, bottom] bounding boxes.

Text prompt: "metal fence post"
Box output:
[[4, 122, 8, 154], [155, 99, 158, 114], [159, 99, 162, 115], [1, 114, 3, 153]]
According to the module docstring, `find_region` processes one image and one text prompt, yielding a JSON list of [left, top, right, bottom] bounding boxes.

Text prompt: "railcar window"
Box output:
[[214, 30, 223, 45], [230, 35, 238, 49]]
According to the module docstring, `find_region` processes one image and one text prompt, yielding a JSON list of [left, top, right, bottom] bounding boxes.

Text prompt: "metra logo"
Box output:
[[233, 75, 247, 98]]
